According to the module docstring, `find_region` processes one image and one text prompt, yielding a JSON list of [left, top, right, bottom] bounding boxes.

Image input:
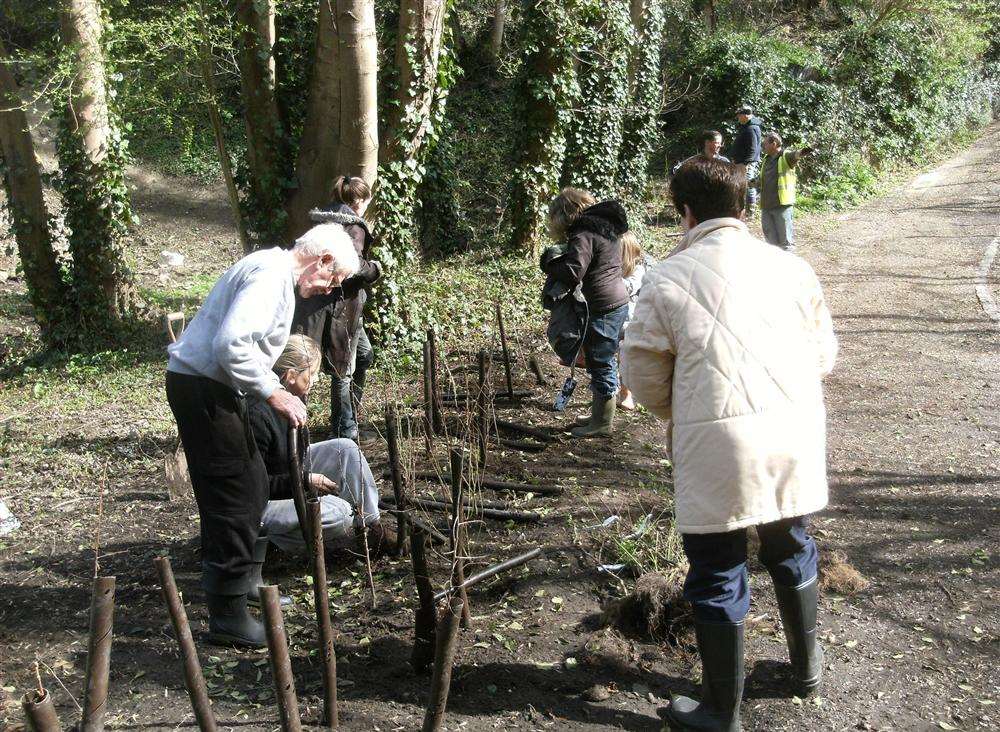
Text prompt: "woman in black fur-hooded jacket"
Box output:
[[292, 175, 381, 440]]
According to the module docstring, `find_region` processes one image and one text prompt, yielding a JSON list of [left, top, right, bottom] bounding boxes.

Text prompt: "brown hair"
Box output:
[[547, 187, 596, 239], [670, 158, 747, 224], [330, 175, 372, 211], [619, 230, 643, 278]]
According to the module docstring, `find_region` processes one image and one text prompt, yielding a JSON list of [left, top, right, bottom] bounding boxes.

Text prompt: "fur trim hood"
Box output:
[[309, 204, 369, 231], [569, 200, 630, 241]]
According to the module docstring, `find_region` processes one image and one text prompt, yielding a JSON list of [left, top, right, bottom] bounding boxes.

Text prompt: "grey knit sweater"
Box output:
[[167, 247, 296, 399]]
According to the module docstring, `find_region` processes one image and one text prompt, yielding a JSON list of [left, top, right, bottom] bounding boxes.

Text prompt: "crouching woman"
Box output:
[[248, 335, 395, 601], [621, 157, 837, 731]]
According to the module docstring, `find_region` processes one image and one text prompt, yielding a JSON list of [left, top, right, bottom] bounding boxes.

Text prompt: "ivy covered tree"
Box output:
[[507, 0, 581, 254], [618, 0, 667, 201], [560, 0, 631, 199], [56, 0, 138, 328]]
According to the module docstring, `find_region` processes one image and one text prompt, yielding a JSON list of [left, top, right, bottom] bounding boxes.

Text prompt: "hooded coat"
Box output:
[[620, 218, 837, 534], [541, 200, 630, 314], [729, 116, 762, 165], [291, 204, 381, 376]]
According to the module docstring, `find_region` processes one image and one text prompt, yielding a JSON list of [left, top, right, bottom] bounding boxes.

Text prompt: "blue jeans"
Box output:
[[762, 205, 795, 250], [583, 303, 628, 398], [329, 327, 373, 439], [682, 516, 818, 623]]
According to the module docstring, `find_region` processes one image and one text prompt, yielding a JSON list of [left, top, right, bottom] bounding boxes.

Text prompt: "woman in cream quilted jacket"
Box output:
[[621, 157, 837, 732]]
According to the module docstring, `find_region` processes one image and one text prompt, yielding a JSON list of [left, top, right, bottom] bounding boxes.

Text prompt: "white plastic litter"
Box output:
[[160, 250, 185, 268], [597, 563, 627, 574], [0, 499, 20, 537], [584, 515, 620, 531]]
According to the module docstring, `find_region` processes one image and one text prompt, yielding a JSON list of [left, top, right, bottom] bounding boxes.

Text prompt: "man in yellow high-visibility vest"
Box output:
[[760, 131, 813, 252]]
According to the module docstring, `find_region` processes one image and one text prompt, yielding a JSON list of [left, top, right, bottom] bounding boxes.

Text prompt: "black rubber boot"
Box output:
[[667, 620, 744, 731], [247, 536, 292, 609], [206, 593, 267, 649], [773, 575, 824, 694]]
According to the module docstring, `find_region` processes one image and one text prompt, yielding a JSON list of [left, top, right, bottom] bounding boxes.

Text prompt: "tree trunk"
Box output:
[[233, 0, 286, 233], [197, 3, 252, 254], [285, 0, 341, 242], [336, 0, 379, 185], [380, 0, 447, 168], [0, 39, 64, 333], [58, 0, 137, 326], [508, 1, 579, 254], [488, 0, 506, 64]]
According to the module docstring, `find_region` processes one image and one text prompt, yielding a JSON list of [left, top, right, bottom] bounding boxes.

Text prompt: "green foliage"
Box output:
[[560, 0, 631, 199]]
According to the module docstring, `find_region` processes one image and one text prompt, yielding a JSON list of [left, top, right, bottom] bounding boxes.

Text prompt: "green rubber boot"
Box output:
[[570, 396, 615, 438], [666, 620, 744, 731]]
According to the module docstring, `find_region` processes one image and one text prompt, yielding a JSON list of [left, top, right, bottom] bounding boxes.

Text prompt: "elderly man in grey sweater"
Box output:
[[165, 223, 359, 648]]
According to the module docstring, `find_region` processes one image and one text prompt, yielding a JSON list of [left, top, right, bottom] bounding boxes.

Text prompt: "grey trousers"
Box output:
[[261, 438, 380, 553], [762, 205, 795, 251]]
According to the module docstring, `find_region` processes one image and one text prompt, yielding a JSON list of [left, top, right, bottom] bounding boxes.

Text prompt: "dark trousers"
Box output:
[[583, 303, 629, 398], [165, 371, 269, 595], [330, 326, 373, 439], [682, 516, 818, 623]]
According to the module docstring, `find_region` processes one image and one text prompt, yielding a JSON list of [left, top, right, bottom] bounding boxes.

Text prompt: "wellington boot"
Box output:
[[247, 536, 292, 609], [206, 593, 267, 649], [570, 396, 615, 438], [773, 575, 824, 695], [666, 620, 744, 731]]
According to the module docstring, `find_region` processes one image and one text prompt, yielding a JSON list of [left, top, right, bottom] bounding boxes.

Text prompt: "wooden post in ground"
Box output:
[[385, 403, 409, 555], [81, 576, 115, 732], [308, 500, 338, 728], [448, 449, 472, 628], [153, 557, 217, 732], [422, 340, 434, 456], [410, 525, 437, 673], [420, 596, 465, 732], [427, 328, 444, 434], [476, 350, 489, 469], [22, 689, 61, 732], [495, 302, 514, 400], [260, 586, 303, 732]]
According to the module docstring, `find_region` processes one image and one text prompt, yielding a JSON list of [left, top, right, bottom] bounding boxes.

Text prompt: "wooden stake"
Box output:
[[422, 340, 434, 456], [308, 500, 338, 728], [22, 689, 61, 732], [427, 328, 444, 434], [260, 586, 302, 732], [409, 526, 437, 674], [385, 404, 408, 555], [420, 596, 464, 732], [495, 302, 514, 400], [81, 576, 115, 732], [153, 557, 217, 732], [476, 350, 489, 469]]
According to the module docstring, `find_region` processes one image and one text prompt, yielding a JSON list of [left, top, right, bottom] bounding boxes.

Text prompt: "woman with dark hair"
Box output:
[[540, 187, 631, 437], [293, 175, 382, 440]]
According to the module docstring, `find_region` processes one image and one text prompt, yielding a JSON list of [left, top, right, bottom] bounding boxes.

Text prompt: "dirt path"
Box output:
[[1, 127, 997, 732], [780, 122, 1000, 731]]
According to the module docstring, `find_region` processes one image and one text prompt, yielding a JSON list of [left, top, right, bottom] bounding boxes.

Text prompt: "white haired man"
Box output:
[[165, 224, 359, 647]]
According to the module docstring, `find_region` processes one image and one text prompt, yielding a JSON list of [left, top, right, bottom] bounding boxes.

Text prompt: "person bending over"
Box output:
[[166, 224, 359, 648], [621, 157, 837, 731], [247, 335, 396, 602]]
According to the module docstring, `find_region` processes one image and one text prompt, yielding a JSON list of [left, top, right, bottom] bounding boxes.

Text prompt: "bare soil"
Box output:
[[1, 124, 998, 731]]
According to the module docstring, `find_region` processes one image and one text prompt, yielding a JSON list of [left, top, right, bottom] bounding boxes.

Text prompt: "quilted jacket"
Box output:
[[620, 218, 837, 534]]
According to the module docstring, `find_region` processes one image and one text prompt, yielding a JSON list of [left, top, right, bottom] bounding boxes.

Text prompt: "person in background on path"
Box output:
[[165, 224, 360, 648], [672, 129, 731, 175], [760, 131, 812, 252], [540, 187, 630, 438], [617, 230, 654, 411], [248, 335, 394, 592], [295, 175, 382, 441], [728, 105, 762, 215], [621, 157, 837, 731]]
